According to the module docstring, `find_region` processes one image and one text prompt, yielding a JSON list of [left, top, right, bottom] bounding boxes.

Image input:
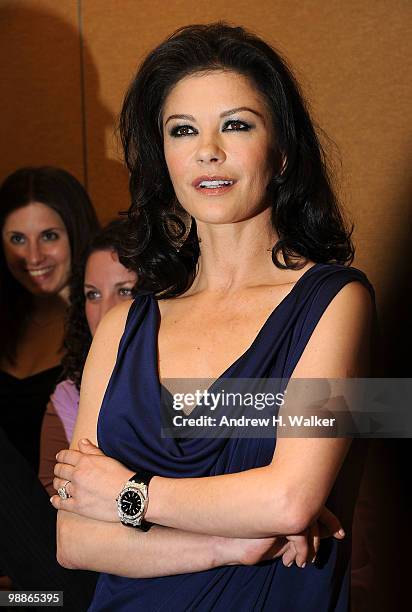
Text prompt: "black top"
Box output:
[[0, 365, 62, 473]]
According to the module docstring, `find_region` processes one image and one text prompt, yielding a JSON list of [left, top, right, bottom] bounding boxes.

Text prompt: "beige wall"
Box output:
[[0, 1, 84, 183], [1, 0, 411, 351]]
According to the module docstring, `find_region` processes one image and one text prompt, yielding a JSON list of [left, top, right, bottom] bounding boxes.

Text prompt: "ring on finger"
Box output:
[[57, 480, 72, 500]]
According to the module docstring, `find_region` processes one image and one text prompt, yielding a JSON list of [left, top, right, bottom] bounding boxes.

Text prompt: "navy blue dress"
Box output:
[[91, 263, 374, 612]]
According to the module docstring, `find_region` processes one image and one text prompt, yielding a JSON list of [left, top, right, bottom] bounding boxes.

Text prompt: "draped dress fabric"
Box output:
[[90, 263, 374, 612]]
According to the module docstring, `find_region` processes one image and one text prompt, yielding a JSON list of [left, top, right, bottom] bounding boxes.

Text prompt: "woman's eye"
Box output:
[[170, 125, 197, 137], [10, 234, 25, 245], [119, 287, 133, 297], [42, 231, 59, 241], [223, 119, 252, 131], [85, 290, 100, 301]]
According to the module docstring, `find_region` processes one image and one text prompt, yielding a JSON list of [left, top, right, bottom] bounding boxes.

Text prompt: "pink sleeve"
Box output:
[[50, 379, 80, 443], [39, 400, 69, 496]]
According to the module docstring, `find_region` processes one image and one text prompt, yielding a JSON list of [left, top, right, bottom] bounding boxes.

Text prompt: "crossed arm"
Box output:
[[54, 281, 372, 574], [56, 511, 277, 577]]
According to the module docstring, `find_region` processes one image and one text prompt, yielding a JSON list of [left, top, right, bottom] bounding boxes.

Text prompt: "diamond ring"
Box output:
[[57, 480, 72, 500]]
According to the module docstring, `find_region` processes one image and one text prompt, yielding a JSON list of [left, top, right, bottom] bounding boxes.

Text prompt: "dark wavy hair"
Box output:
[[0, 166, 100, 365], [119, 22, 354, 298], [62, 218, 135, 389]]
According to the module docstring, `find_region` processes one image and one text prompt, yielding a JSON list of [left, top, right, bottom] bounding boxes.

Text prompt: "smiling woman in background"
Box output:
[[0, 166, 99, 472], [39, 219, 137, 494]]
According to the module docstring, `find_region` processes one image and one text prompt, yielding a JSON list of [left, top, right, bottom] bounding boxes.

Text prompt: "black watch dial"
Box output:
[[121, 489, 143, 517]]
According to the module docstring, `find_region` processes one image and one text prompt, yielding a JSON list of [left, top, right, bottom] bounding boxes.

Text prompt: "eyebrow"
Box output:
[[5, 226, 63, 235], [115, 280, 134, 287], [84, 281, 134, 289], [164, 106, 264, 126]]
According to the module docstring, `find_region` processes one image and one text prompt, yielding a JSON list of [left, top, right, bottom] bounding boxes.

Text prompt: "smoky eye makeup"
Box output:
[[169, 124, 197, 137], [169, 118, 255, 137], [222, 118, 254, 131]]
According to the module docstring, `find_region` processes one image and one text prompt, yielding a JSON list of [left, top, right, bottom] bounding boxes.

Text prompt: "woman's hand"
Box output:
[[51, 439, 133, 521], [217, 534, 289, 566], [226, 506, 345, 568], [281, 506, 345, 567]]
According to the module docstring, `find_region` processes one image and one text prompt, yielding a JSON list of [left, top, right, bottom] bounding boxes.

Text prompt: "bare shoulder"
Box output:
[[70, 301, 133, 449], [317, 280, 373, 331], [82, 300, 132, 378], [292, 280, 374, 378], [322, 279, 373, 326], [95, 300, 133, 343]]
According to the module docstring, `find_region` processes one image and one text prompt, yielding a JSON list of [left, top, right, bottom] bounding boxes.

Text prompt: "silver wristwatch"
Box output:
[[116, 472, 153, 531]]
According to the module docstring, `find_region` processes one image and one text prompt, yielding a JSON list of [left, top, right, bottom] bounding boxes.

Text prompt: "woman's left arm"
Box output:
[[53, 282, 372, 538]]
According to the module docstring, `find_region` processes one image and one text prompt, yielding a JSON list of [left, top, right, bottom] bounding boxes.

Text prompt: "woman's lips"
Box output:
[[26, 266, 54, 281], [192, 177, 237, 196]]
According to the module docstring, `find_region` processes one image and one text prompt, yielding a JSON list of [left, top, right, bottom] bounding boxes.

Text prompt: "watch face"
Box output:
[[120, 489, 143, 518]]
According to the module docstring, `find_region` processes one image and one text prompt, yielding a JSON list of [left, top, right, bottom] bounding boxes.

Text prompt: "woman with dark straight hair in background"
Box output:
[[0, 166, 99, 471], [53, 24, 374, 611], [0, 166, 99, 602]]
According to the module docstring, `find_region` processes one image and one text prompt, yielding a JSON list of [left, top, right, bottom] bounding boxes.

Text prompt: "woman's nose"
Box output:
[[26, 241, 45, 266], [196, 136, 226, 165]]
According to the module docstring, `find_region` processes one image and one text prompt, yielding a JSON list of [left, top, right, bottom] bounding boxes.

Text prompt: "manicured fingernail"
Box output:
[[311, 558, 316, 564], [338, 528, 345, 537], [287, 561, 293, 567], [301, 562, 306, 568], [50, 497, 54, 504]]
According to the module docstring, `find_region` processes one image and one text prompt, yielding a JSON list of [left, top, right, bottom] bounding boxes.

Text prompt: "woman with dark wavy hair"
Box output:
[[53, 23, 374, 611], [39, 219, 137, 494]]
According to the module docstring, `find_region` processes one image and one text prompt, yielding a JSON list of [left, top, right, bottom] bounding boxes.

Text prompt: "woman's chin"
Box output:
[[25, 280, 66, 298], [192, 207, 247, 226]]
